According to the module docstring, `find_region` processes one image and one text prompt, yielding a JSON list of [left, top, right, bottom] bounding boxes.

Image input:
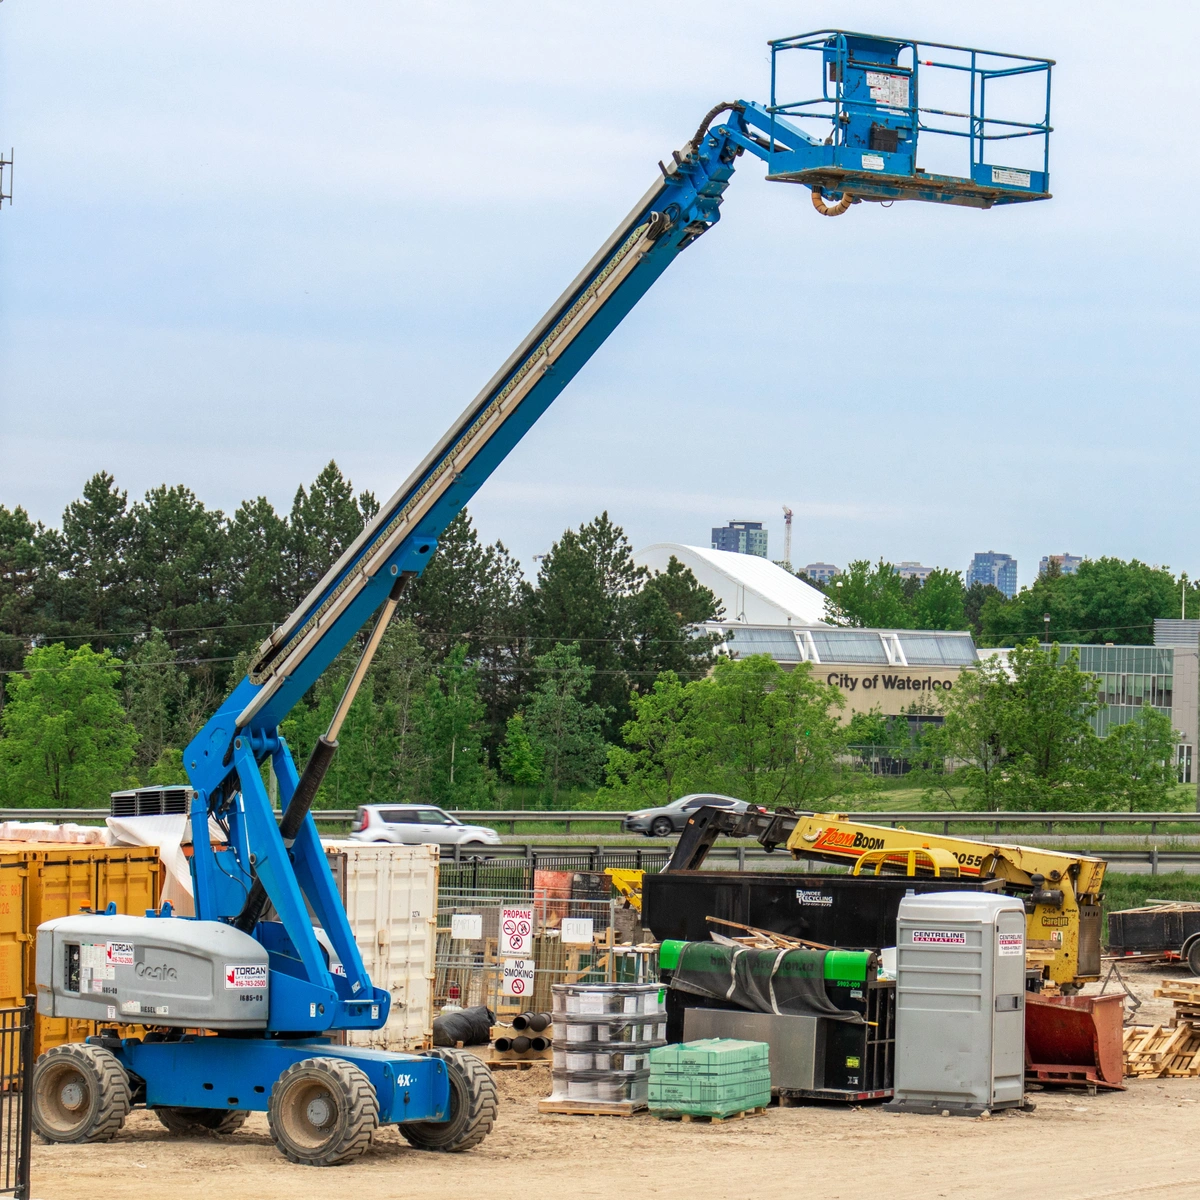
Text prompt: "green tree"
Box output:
[[603, 671, 699, 805], [979, 558, 1181, 647], [523, 643, 608, 805], [0, 505, 47, 684], [414, 644, 490, 808], [623, 557, 723, 690], [404, 511, 528, 745], [280, 619, 432, 807], [0, 643, 137, 805], [964, 581, 1003, 638], [911, 568, 967, 631], [123, 629, 190, 779], [127, 485, 228, 661], [686, 655, 854, 808], [827, 560, 911, 628], [930, 641, 1101, 810], [285, 461, 373, 606], [225, 495, 290, 656], [1094, 705, 1180, 812], [55, 472, 135, 642], [498, 714, 544, 786], [530, 514, 642, 737]]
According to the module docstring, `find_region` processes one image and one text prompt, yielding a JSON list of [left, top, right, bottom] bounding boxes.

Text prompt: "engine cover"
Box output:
[[36, 914, 270, 1030]]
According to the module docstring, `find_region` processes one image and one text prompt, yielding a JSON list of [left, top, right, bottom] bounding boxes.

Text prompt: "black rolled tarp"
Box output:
[[670, 943, 863, 1023], [432, 1005, 495, 1047]]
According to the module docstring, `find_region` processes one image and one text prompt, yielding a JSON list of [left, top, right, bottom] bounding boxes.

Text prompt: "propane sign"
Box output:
[[500, 906, 534, 956], [502, 958, 535, 997]]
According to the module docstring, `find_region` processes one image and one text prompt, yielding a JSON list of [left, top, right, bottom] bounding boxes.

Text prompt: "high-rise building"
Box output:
[[895, 562, 934, 582], [802, 562, 841, 585], [967, 551, 1018, 599], [711, 520, 768, 558], [1039, 552, 1083, 577]]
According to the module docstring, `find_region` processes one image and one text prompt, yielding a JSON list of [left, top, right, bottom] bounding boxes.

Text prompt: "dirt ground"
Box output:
[[32, 962, 1200, 1200]]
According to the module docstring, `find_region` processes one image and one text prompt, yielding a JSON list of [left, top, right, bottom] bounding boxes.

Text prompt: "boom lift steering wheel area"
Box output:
[[30, 30, 1054, 1164]]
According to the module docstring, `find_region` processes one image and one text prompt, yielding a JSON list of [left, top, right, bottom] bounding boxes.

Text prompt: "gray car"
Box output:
[[622, 793, 753, 838]]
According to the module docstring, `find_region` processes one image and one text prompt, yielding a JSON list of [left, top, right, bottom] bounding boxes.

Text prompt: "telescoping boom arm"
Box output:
[[177, 31, 1054, 1033]]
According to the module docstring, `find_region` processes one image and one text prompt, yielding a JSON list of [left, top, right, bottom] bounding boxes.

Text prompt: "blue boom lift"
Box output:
[[30, 31, 1052, 1165]]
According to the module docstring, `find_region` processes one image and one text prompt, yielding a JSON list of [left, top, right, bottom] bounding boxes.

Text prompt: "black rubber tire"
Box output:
[[650, 817, 674, 838], [1187, 940, 1200, 977], [400, 1049, 497, 1152], [267, 1056, 378, 1167], [32, 1044, 131, 1143], [155, 1106, 250, 1136]]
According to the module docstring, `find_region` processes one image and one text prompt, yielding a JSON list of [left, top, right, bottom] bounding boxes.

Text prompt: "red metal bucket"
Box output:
[[1024, 992, 1125, 1089]]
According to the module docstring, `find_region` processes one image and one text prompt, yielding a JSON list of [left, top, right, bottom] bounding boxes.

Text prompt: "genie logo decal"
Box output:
[[225, 964, 268, 990]]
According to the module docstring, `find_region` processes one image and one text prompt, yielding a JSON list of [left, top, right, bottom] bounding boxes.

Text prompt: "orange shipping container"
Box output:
[[0, 844, 160, 1054]]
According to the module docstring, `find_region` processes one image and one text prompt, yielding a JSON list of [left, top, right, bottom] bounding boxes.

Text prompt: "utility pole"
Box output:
[[782, 505, 793, 570], [1043, 612, 1050, 646]]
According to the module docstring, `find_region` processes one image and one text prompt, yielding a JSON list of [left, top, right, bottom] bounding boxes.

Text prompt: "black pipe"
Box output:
[[529, 1036, 551, 1052], [233, 735, 338, 932], [493, 1036, 512, 1052], [511, 1035, 531, 1053]]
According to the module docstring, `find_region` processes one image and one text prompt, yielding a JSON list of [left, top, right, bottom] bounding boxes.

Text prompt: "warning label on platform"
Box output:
[[911, 929, 967, 946], [991, 166, 1031, 188], [865, 71, 909, 108], [861, 153, 885, 171]]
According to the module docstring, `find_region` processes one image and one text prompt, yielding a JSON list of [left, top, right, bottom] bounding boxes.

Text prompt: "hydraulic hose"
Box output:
[[811, 187, 853, 217], [688, 101, 745, 153], [232, 574, 409, 933]]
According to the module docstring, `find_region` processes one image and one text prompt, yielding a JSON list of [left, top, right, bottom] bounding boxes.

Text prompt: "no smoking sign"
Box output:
[[503, 958, 535, 997]]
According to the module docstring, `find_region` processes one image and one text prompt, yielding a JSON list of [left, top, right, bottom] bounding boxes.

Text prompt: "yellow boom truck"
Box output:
[[665, 807, 1107, 992]]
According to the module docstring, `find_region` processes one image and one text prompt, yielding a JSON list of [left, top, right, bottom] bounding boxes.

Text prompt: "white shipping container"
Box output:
[[322, 841, 438, 1052]]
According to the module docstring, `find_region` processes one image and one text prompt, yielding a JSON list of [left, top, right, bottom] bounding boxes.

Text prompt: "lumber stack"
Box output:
[[1123, 981, 1200, 1077]]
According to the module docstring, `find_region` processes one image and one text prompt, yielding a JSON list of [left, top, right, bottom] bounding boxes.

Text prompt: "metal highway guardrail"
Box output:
[[9, 807, 1200, 835]]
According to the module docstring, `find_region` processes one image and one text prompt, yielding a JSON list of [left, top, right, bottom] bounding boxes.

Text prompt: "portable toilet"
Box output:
[[886, 891, 1027, 1115]]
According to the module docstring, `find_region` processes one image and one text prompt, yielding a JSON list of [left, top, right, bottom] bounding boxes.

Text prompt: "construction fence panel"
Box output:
[[435, 890, 656, 1018]]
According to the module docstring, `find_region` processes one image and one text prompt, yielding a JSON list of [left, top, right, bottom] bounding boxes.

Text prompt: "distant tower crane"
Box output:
[[782, 505, 793, 568]]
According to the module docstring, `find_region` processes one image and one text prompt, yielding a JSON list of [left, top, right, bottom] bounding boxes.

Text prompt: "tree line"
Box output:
[[0, 468, 1188, 812], [810, 555, 1198, 645], [0, 465, 722, 807]]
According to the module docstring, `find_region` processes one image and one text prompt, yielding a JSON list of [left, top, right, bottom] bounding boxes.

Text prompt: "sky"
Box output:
[[1, 1, 1197, 591]]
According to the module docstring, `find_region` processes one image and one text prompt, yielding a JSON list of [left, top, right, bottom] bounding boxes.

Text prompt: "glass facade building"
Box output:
[[711, 521, 768, 558], [1059, 644, 1173, 735], [967, 551, 1018, 598]]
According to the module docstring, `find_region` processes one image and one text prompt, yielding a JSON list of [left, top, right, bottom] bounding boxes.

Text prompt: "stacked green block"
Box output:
[[648, 1038, 772, 1118]]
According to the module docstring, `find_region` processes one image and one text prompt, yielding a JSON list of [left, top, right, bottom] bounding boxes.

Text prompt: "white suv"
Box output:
[[349, 804, 502, 848]]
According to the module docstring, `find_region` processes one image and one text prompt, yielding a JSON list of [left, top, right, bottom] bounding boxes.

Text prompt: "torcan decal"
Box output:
[[911, 929, 967, 946], [225, 964, 268, 989], [107, 942, 134, 967]]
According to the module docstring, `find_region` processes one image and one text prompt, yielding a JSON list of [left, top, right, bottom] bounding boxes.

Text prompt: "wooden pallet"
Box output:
[[1123, 1023, 1200, 1077], [537, 1099, 646, 1117], [652, 1106, 768, 1124]]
